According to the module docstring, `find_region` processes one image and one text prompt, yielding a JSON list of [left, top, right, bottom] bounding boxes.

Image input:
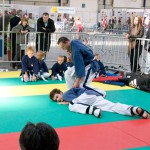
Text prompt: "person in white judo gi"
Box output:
[[49, 87, 150, 119]]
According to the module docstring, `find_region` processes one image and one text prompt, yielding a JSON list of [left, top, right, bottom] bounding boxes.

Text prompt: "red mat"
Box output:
[[0, 120, 150, 150], [93, 76, 122, 82]]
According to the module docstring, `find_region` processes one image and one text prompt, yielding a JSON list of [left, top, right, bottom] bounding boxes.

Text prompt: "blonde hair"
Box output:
[[58, 55, 64, 59], [26, 46, 34, 52], [37, 50, 45, 58], [75, 16, 80, 20], [21, 18, 28, 23]]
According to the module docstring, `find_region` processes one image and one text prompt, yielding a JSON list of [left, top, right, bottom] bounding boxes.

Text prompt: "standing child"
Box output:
[[21, 46, 39, 82], [49, 87, 150, 119], [51, 55, 67, 81], [36, 50, 50, 80]]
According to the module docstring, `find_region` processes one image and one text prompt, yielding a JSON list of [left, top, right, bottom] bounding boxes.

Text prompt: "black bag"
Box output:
[[125, 73, 150, 93]]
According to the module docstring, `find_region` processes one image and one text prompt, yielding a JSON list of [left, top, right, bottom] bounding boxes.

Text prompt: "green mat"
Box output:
[[0, 78, 66, 86], [125, 146, 150, 150], [0, 89, 149, 134]]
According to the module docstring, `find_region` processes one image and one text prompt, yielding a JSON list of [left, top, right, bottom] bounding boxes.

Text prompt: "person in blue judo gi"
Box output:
[[49, 87, 150, 119], [57, 37, 100, 90]]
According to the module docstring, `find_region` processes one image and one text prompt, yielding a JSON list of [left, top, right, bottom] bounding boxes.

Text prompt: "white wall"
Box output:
[[69, 0, 98, 27], [4, 0, 59, 6], [113, 0, 142, 8]]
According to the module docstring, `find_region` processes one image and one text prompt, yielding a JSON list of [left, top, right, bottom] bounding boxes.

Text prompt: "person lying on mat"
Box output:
[[19, 122, 59, 150], [49, 87, 150, 119], [21, 46, 39, 82]]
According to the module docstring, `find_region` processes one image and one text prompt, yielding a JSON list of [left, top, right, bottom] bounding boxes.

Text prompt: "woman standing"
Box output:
[[125, 16, 144, 72], [12, 18, 35, 60]]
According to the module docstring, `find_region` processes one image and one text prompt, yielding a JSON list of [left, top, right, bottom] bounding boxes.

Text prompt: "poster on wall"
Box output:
[[58, 7, 75, 14], [113, 0, 142, 8], [51, 6, 76, 14], [0, 4, 12, 16]]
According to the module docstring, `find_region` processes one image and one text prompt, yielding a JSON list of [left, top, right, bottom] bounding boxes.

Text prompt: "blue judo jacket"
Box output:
[[63, 88, 102, 102], [71, 40, 99, 78]]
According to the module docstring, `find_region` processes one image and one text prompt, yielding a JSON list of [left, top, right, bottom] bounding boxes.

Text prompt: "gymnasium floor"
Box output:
[[0, 71, 150, 150]]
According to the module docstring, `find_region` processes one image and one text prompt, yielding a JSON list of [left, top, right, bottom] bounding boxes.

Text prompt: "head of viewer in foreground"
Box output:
[[19, 122, 60, 150]]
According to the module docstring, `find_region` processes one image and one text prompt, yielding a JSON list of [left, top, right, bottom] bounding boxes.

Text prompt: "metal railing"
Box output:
[[1, 31, 150, 74]]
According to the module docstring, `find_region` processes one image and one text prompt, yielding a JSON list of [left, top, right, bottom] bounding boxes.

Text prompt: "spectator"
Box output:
[[12, 18, 35, 61], [71, 16, 83, 33], [68, 16, 74, 28], [144, 27, 150, 74], [63, 14, 68, 27], [36, 12, 55, 53], [8, 9, 22, 65], [126, 17, 131, 27], [102, 16, 107, 31], [0, 10, 11, 31], [57, 14, 61, 22], [125, 16, 144, 72], [19, 122, 60, 150]]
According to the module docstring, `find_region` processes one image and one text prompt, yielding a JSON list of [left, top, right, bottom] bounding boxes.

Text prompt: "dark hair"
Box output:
[[131, 16, 143, 35], [19, 122, 59, 150], [63, 56, 67, 62], [57, 37, 70, 45], [43, 12, 49, 16], [49, 89, 62, 101]]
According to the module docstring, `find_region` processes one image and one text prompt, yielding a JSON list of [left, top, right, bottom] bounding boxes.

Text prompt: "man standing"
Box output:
[[9, 9, 22, 62], [36, 12, 55, 52], [58, 37, 101, 92]]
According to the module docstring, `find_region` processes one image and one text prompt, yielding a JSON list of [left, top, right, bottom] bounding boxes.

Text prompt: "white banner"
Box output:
[[57, 7, 75, 14], [55, 22, 64, 29], [113, 0, 142, 8]]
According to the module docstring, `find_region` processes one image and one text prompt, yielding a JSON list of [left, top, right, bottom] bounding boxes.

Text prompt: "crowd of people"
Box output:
[[99, 15, 149, 33], [0, 10, 56, 68]]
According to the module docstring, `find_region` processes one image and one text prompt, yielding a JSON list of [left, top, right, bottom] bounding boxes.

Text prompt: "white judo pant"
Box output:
[[65, 65, 95, 89], [144, 52, 150, 74], [69, 93, 134, 116], [37, 72, 50, 79]]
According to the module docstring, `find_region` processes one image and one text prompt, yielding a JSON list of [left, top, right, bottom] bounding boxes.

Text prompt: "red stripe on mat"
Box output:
[[0, 119, 150, 150]]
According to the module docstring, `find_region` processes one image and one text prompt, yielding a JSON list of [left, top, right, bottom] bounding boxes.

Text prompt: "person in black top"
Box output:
[[36, 12, 55, 53], [9, 10, 22, 61]]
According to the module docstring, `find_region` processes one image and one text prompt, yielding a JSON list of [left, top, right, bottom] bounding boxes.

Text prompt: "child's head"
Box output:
[[21, 18, 28, 26], [36, 50, 45, 61], [95, 53, 100, 61], [57, 55, 64, 65], [49, 89, 63, 102], [67, 55, 72, 62], [63, 56, 67, 63], [26, 46, 34, 58]]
